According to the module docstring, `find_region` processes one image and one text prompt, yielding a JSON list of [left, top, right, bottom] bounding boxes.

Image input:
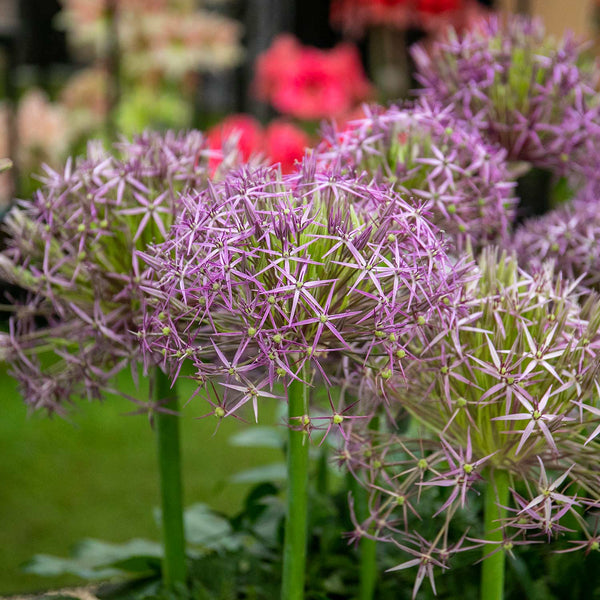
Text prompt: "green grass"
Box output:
[[0, 366, 280, 595]]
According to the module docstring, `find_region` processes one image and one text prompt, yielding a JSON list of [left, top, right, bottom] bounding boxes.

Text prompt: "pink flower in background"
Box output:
[[254, 34, 302, 99], [16, 89, 70, 170], [264, 121, 310, 173], [417, 0, 463, 14], [206, 114, 312, 175], [328, 43, 374, 104], [271, 50, 350, 119], [254, 35, 372, 120], [207, 114, 264, 166], [330, 0, 479, 36]]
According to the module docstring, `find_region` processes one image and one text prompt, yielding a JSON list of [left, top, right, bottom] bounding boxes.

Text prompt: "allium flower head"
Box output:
[[512, 186, 600, 293], [412, 15, 600, 176], [139, 161, 467, 423], [343, 248, 600, 596], [0, 130, 234, 414], [316, 102, 517, 251]]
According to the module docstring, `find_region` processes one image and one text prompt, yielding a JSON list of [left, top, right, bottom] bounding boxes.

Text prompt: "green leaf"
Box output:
[[22, 538, 163, 580], [22, 554, 121, 580], [184, 503, 240, 552], [229, 462, 286, 484], [228, 427, 283, 449], [74, 538, 163, 565]]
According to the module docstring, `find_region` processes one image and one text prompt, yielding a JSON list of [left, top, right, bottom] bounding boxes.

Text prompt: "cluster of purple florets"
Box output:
[[3, 13, 600, 596], [343, 249, 600, 596], [317, 101, 517, 251], [139, 162, 466, 423], [512, 183, 600, 293], [412, 15, 600, 183], [0, 131, 229, 413]]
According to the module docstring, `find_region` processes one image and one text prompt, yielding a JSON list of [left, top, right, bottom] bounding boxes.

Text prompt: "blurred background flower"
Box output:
[[330, 0, 484, 37], [254, 34, 373, 120]]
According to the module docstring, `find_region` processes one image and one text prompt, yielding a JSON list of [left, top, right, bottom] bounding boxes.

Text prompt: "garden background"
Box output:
[[1, 0, 599, 596]]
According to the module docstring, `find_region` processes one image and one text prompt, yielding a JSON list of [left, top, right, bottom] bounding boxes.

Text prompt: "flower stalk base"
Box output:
[[350, 475, 377, 600], [281, 366, 310, 600], [155, 368, 187, 589], [481, 468, 510, 600]]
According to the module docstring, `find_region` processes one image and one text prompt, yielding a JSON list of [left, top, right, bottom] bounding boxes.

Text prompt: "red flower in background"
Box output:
[[207, 114, 310, 175], [254, 35, 301, 100], [264, 120, 310, 173], [417, 0, 462, 13], [254, 35, 373, 120], [207, 114, 263, 175], [330, 0, 478, 36], [271, 50, 350, 120], [328, 43, 374, 104], [207, 114, 264, 161]]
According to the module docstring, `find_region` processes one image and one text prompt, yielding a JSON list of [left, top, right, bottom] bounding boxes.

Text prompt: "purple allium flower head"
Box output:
[[412, 15, 600, 179], [139, 161, 468, 424], [0, 130, 237, 414], [512, 185, 600, 293], [342, 248, 600, 596], [316, 101, 517, 252]]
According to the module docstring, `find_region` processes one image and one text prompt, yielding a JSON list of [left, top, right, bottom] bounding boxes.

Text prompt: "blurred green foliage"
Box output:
[[0, 365, 280, 595]]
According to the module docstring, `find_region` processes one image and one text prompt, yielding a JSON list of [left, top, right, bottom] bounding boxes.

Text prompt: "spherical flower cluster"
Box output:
[[207, 115, 311, 174], [254, 35, 373, 120], [412, 15, 600, 177], [316, 102, 517, 252], [330, 0, 482, 38], [343, 248, 600, 597], [512, 188, 600, 293], [139, 162, 467, 424], [0, 131, 234, 414]]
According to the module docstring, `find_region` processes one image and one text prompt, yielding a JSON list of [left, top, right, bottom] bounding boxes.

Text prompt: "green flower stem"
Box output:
[[354, 413, 380, 600], [481, 468, 510, 600], [316, 445, 329, 496], [350, 475, 377, 600], [281, 366, 310, 600], [155, 367, 187, 589]]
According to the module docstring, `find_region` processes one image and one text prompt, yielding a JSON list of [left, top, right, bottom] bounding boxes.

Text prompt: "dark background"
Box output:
[[9, 0, 495, 116]]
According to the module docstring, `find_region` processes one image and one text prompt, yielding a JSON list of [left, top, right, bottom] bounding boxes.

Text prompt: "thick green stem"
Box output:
[[481, 468, 510, 600], [350, 475, 377, 600], [154, 368, 187, 589], [281, 367, 310, 600]]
